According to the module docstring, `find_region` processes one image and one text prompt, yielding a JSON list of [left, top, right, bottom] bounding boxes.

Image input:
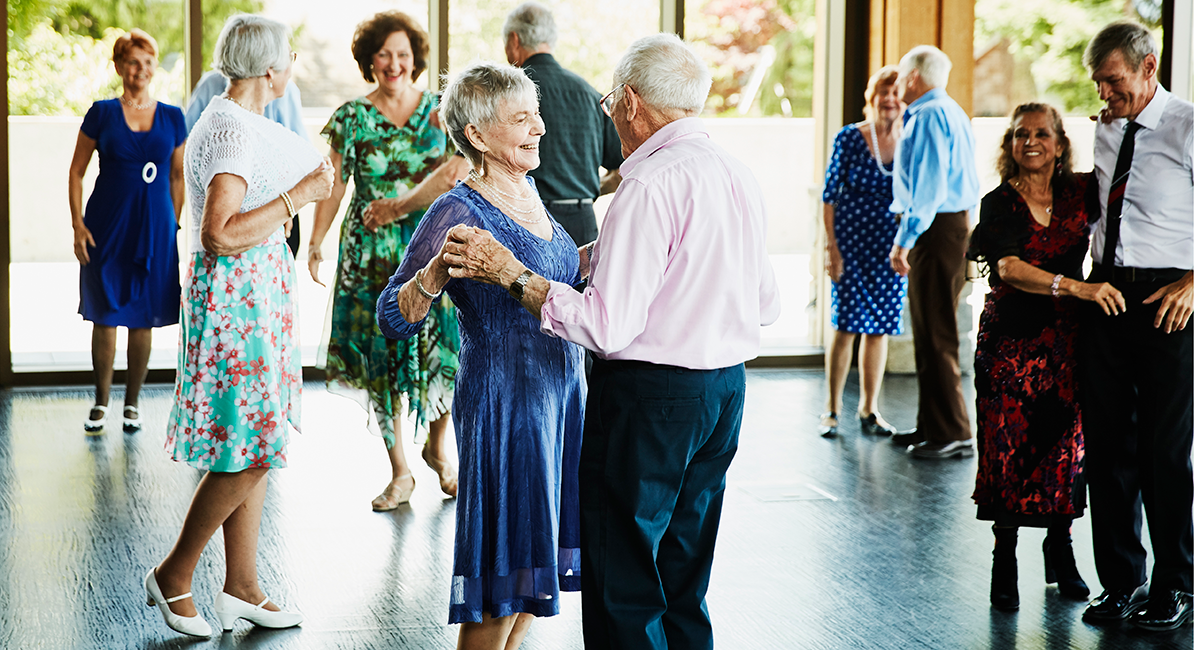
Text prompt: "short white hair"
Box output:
[[899, 45, 952, 89], [613, 33, 711, 114], [503, 2, 557, 51], [441, 61, 539, 168], [212, 14, 292, 81]]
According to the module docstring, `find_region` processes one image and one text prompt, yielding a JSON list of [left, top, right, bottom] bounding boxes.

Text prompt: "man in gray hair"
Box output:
[[502, 1, 624, 248], [1078, 20, 1193, 631], [886, 45, 979, 459], [440, 33, 779, 650]]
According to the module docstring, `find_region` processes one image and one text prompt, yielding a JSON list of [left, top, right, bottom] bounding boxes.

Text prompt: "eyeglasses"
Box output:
[[600, 83, 626, 117], [290, 51, 298, 64]]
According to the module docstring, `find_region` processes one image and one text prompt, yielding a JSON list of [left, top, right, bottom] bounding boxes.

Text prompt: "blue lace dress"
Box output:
[[821, 124, 907, 335], [377, 180, 585, 624]]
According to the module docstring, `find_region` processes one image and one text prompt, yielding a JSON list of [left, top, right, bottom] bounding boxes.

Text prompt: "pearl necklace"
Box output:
[[868, 121, 893, 177], [468, 171, 546, 224], [119, 96, 154, 110]]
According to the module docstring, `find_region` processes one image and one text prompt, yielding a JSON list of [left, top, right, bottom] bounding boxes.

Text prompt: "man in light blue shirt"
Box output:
[[887, 45, 978, 459], [185, 70, 308, 256]]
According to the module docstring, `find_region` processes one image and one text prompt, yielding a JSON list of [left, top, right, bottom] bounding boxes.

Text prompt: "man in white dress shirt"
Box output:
[[1078, 20, 1194, 631]]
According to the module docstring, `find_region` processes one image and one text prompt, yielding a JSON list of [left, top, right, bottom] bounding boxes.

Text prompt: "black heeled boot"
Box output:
[[1044, 523, 1089, 600], [991, 525, 1019, 611]]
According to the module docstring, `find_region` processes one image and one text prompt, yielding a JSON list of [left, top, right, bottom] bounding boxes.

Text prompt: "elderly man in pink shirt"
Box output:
[[442, 33, 780, 650]]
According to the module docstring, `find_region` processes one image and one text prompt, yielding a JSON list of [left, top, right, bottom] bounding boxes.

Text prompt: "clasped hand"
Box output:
[[439, 224, 521, 286], [362, 199, 406, 232]]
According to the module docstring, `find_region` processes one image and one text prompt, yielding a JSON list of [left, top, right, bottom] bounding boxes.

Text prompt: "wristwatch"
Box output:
[[508, 269, 534, 301]]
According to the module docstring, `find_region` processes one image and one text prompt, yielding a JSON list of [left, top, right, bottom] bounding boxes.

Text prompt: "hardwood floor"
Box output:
[[0, 371, 1191, 649]]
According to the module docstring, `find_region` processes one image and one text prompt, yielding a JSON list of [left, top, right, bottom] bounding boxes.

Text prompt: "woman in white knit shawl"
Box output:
[[143, 14, 333, 638]]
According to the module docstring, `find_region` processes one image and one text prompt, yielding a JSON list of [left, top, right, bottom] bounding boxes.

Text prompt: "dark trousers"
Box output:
[[580, 359, 746, 650], [1080, 274, 1194, 595], [546, 201, 598, 248], [907, 210, 971, 443]]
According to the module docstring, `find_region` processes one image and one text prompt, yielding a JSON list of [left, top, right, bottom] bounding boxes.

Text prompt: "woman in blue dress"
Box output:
[[377, 62, 584, 650], [818, 65, 908, 438], [68, 29, 186, 434]]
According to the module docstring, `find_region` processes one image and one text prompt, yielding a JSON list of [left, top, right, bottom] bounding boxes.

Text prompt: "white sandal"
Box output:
[[123, 405, 143, 432], [84, 404, 109, 433]]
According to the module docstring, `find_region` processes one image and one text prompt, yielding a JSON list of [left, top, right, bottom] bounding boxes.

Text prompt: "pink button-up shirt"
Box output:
[[539, 117, 781, 370]]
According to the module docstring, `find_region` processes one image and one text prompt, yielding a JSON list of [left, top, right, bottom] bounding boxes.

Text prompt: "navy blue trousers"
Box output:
[[580, 358, 745, 650]]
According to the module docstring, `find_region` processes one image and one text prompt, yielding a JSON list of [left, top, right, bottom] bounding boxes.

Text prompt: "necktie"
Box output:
[[1100, 121, 1143, 273]]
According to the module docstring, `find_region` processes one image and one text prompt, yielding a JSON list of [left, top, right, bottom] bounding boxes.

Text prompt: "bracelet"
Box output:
[[1050, 273, 1064, 298], [280, 191, 296, 217], [413, 268, 443, 301]]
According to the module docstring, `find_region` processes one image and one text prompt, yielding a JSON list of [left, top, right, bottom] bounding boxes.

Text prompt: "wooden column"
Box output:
[[869, 0, 974, 114], [661, 0, 685, 38], [185, 0, 203, 100], [429, 0, 449, 91]]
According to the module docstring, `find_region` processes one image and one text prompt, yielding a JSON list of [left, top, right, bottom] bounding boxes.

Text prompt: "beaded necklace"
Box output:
[[468, 171, 547, 225], [868, 121, 894, 177]]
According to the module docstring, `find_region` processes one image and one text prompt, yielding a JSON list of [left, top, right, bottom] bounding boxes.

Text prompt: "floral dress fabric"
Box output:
[[166, 98, 323, 472], [376, 181, 585, 624], [821, 124, 907, 335], [967, 174, 1094, 526], [318, 93, 460, 445]]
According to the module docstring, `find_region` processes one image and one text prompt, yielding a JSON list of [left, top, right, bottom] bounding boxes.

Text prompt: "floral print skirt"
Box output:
[[166, 233, 301, 472]]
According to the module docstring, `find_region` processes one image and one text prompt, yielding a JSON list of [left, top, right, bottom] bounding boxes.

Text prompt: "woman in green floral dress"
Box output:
[[308, 11, 468, 510]]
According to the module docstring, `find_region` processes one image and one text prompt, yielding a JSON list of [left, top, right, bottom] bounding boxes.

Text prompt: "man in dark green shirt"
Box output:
[[503, 2, 624, 247]]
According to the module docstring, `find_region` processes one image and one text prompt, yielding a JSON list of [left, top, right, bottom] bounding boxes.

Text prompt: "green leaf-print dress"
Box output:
[[318, 93, 460, 447]]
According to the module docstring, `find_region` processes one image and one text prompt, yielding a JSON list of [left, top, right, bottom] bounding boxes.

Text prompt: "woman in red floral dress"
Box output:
[[967, 103, 1125, 611]]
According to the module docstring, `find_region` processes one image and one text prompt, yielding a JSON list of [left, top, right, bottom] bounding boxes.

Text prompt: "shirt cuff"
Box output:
[[377, 284, 422, 338], [894, 214, 928, 249]]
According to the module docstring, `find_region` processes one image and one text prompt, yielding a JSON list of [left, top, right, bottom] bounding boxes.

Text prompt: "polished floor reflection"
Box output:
[[0, 371, 1191, 649]]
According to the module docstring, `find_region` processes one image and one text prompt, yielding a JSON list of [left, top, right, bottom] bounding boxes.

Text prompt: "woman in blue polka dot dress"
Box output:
[[818, 66, 908, 438]]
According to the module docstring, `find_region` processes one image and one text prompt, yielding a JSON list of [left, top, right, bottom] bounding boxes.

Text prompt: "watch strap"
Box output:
[[508, 269, 534, 300]]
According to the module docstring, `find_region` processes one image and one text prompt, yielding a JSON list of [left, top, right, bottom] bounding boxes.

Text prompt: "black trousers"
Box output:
[[580, 359, 745, 650], [1080, 273, 1194, 595], [907, 210, 971, 443], [545, 201, 598, 248]]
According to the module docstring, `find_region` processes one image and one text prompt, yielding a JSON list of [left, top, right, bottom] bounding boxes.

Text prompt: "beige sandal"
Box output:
[[422, 443, 458, 498], [371, 475, 414, 512]]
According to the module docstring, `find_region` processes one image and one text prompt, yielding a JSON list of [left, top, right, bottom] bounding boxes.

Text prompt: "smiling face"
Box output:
[[118, 46, 157, 94], [478, 92, 544, 175], [373, 30, 415, 91], [1091, 50, 1157, 120], [1009, 111, 1063, 176], [873, 81, 902, 122]]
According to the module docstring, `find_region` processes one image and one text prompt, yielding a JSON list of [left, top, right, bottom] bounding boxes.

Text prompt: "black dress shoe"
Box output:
[[910, 439, 974, 459], [817, 412, 838, 438], [1132, 590, 1194, 631], [1082, 583, 1151, 622], [891, 428, 923, 446], [860, 413, 896, 436]]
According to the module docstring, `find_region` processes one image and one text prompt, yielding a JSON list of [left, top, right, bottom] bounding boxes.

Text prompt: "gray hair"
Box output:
[[612, 33, 711, 114], [212, 14, 292, 80], [1085, 21, 1159, 73], [503, 2, 557, 51], [899, 45, 952, 89], [440, 61, 539, 168]]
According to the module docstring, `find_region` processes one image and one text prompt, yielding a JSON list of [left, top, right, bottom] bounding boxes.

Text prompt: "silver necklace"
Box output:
[[1012, 179, 1053, 215], [222, 94, 261, 114], [119, 96, 154, 110], [868, 121, 893, 177], [469, 176, 546, 225]]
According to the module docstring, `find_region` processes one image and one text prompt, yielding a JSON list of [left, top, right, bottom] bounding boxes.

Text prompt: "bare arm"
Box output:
[[577, 242, 595, 282], [995, 256, 1126, 315], [362, 156, 471, 232], [68, 131, 97, 265], [822, 202, 842, 283], [599, 169, 622, 196], [307, 151, 348, 285], [202, 160, 334, 256], [170, 143, 186, 225], [442, 224, 550, 318]]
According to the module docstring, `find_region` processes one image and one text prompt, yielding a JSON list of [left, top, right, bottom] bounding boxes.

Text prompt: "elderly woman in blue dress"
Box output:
[[377, 62, 585, 650], [143, 15, 333, 638], [68, 28, 186, 434], [818, 65, 908, 438]]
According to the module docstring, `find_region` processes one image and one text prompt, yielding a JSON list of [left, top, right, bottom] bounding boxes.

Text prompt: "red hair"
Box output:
[[113, 29, 158, 64]]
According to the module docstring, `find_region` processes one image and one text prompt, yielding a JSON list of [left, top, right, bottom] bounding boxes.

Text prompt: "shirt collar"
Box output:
[[1129, 83, 1169, 131], [523, 52, 556, 68], [903, 86, 947, 121], [619, 117, 708, 176]]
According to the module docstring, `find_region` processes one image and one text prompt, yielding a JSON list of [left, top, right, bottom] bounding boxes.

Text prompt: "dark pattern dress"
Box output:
[[821, 124, 907, 335], [78, 99, 185, 328], [967, 173, 1094, 526], [319, 93, 461, 446], [376, 181, 584, 625]]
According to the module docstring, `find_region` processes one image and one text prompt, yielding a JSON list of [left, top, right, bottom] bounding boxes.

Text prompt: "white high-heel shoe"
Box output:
[[144, 567, 212, 638], [214, 591, 303, 632]]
